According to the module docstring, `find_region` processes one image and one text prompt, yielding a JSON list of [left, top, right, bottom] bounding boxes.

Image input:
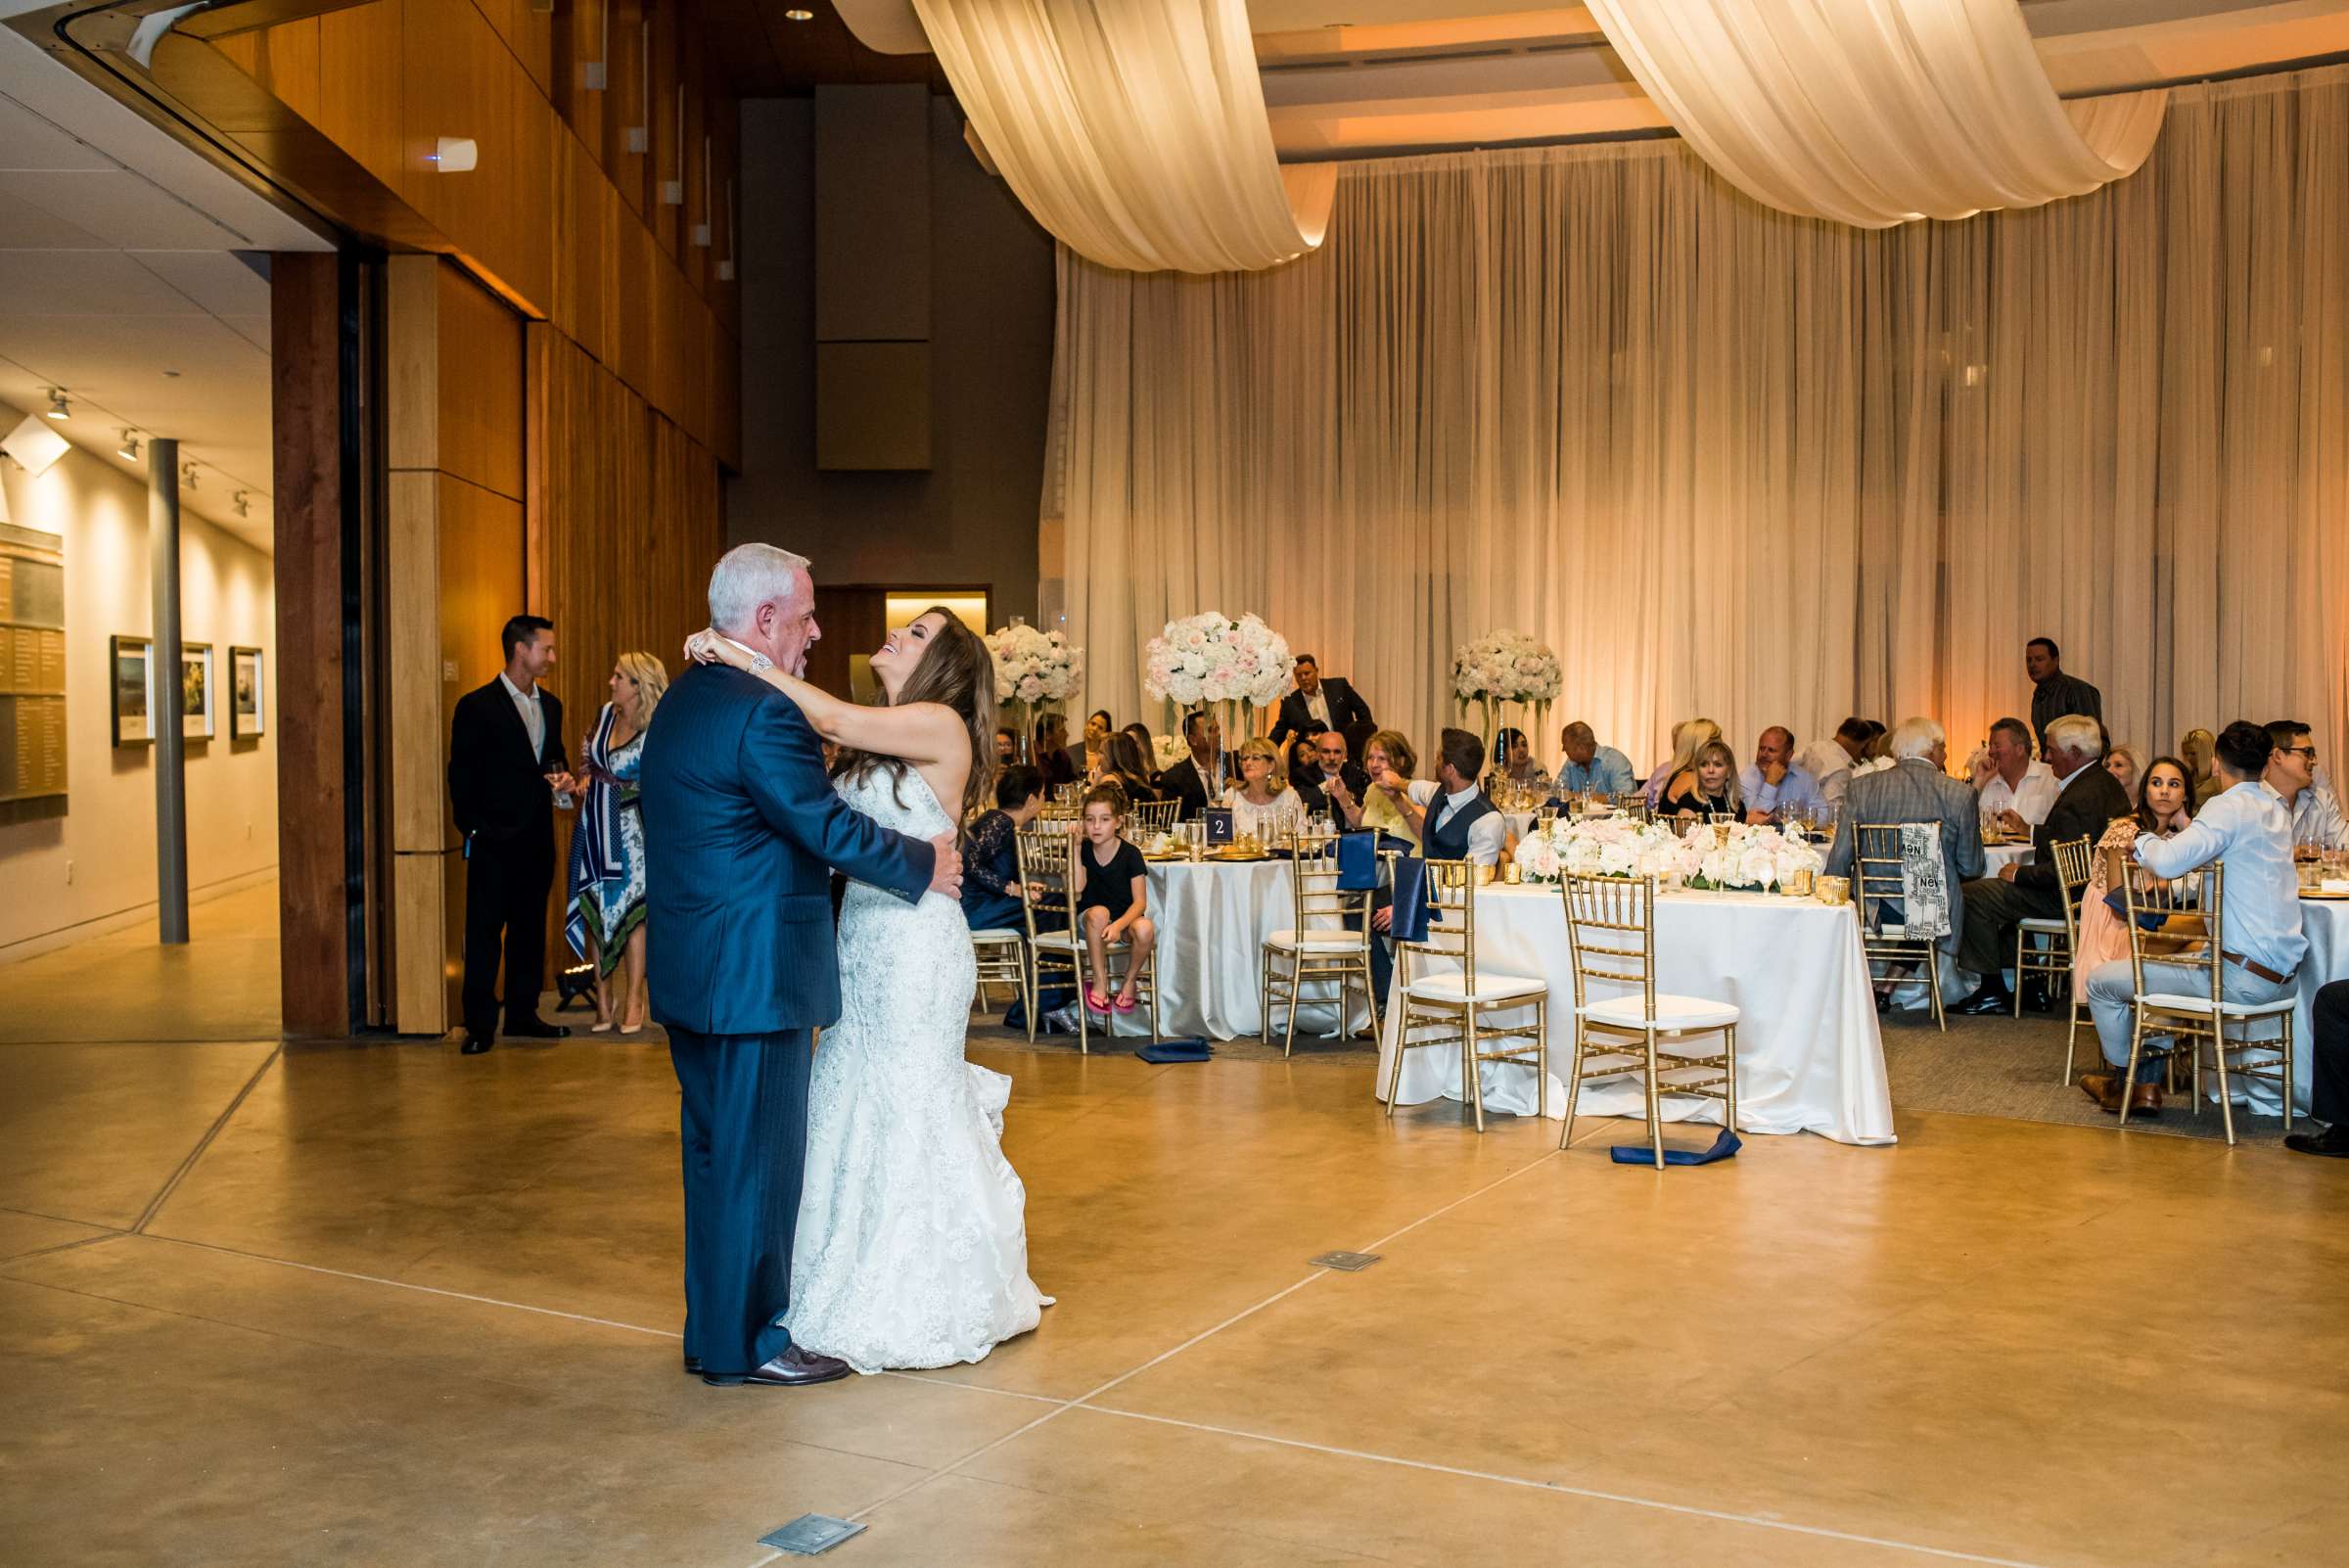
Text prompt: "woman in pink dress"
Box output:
[[2071, 756, 2199, 1001]]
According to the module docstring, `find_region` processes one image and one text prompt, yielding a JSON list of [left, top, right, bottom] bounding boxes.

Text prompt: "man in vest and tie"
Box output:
[[1362, 728, 1506, 1009]]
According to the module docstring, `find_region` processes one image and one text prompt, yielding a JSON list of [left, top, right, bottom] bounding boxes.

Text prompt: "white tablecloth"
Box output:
[[1103, 859, 1364, 1040], [1984, 841, 2033, 876], [1375, 884, 1894, 1144], [2273, 896, 2349, 1116]]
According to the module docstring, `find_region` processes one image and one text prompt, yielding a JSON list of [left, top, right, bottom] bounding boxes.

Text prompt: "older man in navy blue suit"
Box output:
[[640, 543, 962, 1389]]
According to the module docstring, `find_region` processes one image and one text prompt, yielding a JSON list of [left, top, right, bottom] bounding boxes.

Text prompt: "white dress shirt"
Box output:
[[1407, 780, 1506, 866], [1793, 739, 1859, 805], [2268, 777, 2349, 851], [2136, 781, 2305, 976], [499, 670, 545, 759], [1978, 760, 2059, 827], [1304, 688, 1330, 728]]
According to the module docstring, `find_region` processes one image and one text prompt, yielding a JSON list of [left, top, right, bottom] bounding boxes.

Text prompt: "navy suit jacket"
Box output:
[[639, 664, 934, 1036]]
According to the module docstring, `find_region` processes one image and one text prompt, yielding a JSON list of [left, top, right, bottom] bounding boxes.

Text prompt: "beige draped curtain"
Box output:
[[905, 0, 1333, 273], [1051, 65, 2349, 782], [1585, 0, 2168, 227]]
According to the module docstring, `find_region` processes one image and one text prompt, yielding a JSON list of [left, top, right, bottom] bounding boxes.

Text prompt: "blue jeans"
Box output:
[[2085, 956, 2294, 1084]]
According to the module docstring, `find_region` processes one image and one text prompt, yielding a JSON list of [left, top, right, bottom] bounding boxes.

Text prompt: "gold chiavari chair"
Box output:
[[1610, 792, 1652, 821], [2117, 863, 2295, 1144], [2024, 835, 2096, 1075], [1382, 859, 1547, 1132], [1852, 823, 1948, 1032], [1016, 826, 1159, 1054], [1260, 832, 1375, 1056], [1130, 798, 1180, 833], [1555, 873, 1739, 1167]]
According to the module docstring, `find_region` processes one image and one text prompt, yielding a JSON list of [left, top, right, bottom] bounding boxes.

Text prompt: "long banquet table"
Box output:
[[1374, 882, 1895, 1145], [1099, 858, 1366, 1041]]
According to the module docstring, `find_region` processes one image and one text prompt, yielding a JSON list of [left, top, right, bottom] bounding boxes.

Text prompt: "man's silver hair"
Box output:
[[2043, 714, 2104, 762], [708, 543, 811, 634], [1889, 717, 1945, 761]]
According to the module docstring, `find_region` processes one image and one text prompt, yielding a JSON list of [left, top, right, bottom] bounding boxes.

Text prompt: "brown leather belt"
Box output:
[[2223, 950, 2287, 986]]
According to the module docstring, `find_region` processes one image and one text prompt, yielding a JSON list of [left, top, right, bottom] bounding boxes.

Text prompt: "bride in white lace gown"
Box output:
[[687, 611, 1048, 1372]]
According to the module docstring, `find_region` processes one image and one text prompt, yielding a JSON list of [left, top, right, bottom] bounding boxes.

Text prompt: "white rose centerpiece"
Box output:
[[986, 623, 1082, 757], [1451, 628, 1561, 752], [1516, 818, 1821, 894], [1142, 611, 1292, 732]]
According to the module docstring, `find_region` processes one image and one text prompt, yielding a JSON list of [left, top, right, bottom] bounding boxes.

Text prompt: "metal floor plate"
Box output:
[[760, 1515, 867, 1555], [1311, 1251, 1382, 1271]]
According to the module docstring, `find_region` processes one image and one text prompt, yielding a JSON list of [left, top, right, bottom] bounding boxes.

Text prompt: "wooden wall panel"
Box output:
[[315, 0, 407, 195], [437, 266, 526, 501]]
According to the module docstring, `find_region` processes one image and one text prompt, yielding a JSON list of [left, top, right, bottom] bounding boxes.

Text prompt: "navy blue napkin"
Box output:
[[1135, 1038, 1214, 1063], [1336, 831, 1380, 890], [1609, 1128, 1743, 1166], [1388, 855, 1432, 944]]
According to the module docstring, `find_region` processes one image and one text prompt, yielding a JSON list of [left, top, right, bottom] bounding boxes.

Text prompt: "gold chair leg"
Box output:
[[2061, 994, 2081, 1084], [1559, 1030, 1586, 1151], [1283, 958, 1302, 1059], [1382, 1004, 1408, 1118], [2012, 929, 2025, 1019], [1927, 945, 1946, 1033], [2119, 1013, 2144, 1129], [2213, 1023, 2236, 1146], [1724, 1022, 1738, 1133], [1535, 996, 1548, 1122], [2282, 1013, 2295, 1131], [1465, 1010, 1485, 1134], [1645, 1031, 1664, 1169]]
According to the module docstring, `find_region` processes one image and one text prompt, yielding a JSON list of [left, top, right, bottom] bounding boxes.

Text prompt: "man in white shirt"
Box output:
[[1794, 716, 1879, 807], [1387, 728, 1507, 867], [1975, 716, 2058, 832], [2263, 718, 2349, 851], [2081, 721, 2305, 1119]]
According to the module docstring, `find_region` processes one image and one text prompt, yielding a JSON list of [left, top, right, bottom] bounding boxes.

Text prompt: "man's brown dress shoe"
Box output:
[[703, 1344, 851, 1387], [2079, 1075, 2121, 1113], [2126, 1083, 2163, 1118]]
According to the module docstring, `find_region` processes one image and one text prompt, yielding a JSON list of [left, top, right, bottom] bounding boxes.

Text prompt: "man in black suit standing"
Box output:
[[1293, 727, 1370, 820], [1953, 714, 2132, 1015], [448, 614, 576, 1054], [1270, 655, 1372, 746]]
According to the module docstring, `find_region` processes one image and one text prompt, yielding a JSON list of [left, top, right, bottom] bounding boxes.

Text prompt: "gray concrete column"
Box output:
[[149, 437, 188, 945]]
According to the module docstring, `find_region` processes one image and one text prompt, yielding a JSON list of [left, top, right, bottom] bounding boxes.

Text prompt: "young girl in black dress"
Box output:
[[1071, 783, 1156, 1016]]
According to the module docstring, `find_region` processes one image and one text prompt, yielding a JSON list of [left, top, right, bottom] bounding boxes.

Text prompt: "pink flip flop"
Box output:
[[1084, 987, 1114, 1015], [1113, 993, 1137, 1013]]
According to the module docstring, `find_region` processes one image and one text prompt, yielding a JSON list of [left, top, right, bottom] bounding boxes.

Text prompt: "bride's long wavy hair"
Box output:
[[830, 607, 996, 822]]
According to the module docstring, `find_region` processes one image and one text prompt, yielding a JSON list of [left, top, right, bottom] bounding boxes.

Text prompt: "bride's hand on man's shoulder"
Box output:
[[683, 628, 748, 670]]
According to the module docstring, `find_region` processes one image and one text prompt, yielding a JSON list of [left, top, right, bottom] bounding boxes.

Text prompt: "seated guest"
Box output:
[[1825, 718, 1985, 1001], [1119, 722, 1163, 786], [2105, 744, 2144, 801], [1350, 729, 1421, 850], [1224, 737, 1310, 843], [1739, 726, 1824, 824], [1975, 716, 2056, 834], [2070, 755, 2199, 999], [1271, 653, 1373, 744], [1643, 718, 1721, 807], [2180, 726, 2222, 806], [1099, 732, 1160, 806], [993, 725, 1018, 766], [1796, 716, 1879, 807], [2263, 718, 2349, 850], [2285, 981, 2349, 1157], [1157, 710, 1229, 820], [1035, 712, 1078, 791], [1285, 735, 1322, 792], [961, 765, 1048, 932], [2081, 721, 2303, 1118], [1393, 728, 1506, 866], [1068, 708, 1114, 782], [1492, 727, 1543, 788], [1954, 715, 2132, 1015], [1548, 721, 1635, 801], [1656, 739, 1743, 820], [1295, 727, 1370, 821]]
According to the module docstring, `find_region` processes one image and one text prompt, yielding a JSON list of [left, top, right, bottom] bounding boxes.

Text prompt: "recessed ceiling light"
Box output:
[[161, 369, 182, 379], [784, 7, 813, 18], [44, 389, 70, 421]]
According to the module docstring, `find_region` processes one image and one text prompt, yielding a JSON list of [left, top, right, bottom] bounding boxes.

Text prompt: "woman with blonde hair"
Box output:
[[1656, 736, 1745, 820], [1643, 717, 1722, 807], [1223, 735, 1309, 843], [566, 649, 668, 1034], [1346, 729, 1421, 849]]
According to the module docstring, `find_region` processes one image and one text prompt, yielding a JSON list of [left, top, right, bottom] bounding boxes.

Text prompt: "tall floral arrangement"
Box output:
[[1451, 628, 1561, 754], [986, 623, 1082, 759], [1142, 611, 1292, 737]]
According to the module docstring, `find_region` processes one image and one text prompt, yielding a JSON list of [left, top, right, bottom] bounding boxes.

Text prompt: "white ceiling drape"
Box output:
[[1583, 0, 2169, 227], [905, 0, 1334, 273]]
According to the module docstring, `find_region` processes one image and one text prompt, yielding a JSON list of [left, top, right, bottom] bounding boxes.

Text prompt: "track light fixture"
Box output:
[[232, 490, 251, 518], [118, 430, 142, 462], [44, 389, 70, 422], [181, 462, 199, 490]]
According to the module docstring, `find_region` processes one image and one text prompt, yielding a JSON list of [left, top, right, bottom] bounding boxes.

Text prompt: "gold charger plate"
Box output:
[[2300, 887, 2349, 899]]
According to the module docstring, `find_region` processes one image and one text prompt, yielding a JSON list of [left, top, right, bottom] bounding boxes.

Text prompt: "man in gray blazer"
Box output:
[[1825, 717, 1985, 1004]]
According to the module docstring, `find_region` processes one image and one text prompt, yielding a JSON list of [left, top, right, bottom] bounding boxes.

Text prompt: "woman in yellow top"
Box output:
[[1336, 728, 1421, 850]]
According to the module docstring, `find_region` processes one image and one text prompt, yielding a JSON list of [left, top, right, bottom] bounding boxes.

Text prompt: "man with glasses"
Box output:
[[2263, 719, 2348, 851]]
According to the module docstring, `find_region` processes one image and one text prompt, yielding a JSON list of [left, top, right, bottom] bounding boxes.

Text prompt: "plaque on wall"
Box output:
[[230, 645, 265, 738], [0, 523, 66, 804]]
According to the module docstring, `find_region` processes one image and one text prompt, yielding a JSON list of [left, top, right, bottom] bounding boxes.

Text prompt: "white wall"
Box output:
[[0, 403, 277, 952]]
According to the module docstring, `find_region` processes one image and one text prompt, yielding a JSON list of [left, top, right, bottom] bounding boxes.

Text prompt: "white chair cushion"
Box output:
[[2016, 918, 2068, 934], [1405, 971, 1545, 1005], [2139, 992, 2297, 1019], [1581, 992, 1741, 1032], [1031, 931, 1128, 953], [1265, 928, 1362, 951], [971, 929, 1025, 943]]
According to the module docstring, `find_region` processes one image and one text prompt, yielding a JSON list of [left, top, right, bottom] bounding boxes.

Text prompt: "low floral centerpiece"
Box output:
[[1514, 817, 1821, 894], [1142, 611, 1292, 736], [1452, 628, 1561, 751], [985, 622, 1082, 757]]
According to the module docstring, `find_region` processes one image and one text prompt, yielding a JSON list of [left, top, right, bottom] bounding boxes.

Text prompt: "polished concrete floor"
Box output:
[[4, 884, 2345, 1567]]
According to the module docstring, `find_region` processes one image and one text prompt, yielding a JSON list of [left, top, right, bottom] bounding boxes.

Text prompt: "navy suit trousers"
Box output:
[[668, 1026, 810, 1375]]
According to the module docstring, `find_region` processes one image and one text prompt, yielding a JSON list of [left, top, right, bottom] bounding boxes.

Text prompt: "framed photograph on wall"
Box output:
[[229, 646, 264, 738], [111, 634, 153, 747], [181, 642, 214, 740]]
